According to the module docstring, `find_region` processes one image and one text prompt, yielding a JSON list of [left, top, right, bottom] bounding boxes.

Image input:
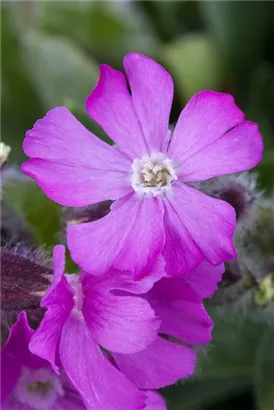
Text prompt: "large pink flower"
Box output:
[[29, 246, 223, 406], [22, 53, 263, 277]]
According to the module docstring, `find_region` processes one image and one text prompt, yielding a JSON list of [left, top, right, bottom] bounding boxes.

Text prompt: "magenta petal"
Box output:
[[82, 274, 160, 354], [22, 107, 131, 206], [145, 391, 167, 410], [41, 246, 74, 308], [168, 91, 245, 164], [113, 336, 196, 389], [52, 396, 87, 410], [1, 312, 43, 402], [23, 107, 130, 171], [124, 53, 174, 153], [146, 278, 213, 345], [68, 193, 165, 277], [166, 182, 237, 266], [0, 362, 19, 406], [30, 247, 74, 372], [22, 157, 131, 208], [1, 314, 26, 403], [183, 260, 224, 299], [162, 197, 204, 276], [2, 396, 27, 410], [29, 305, 70, 373], [3, 389, 87, 410], [180, 121, 263, 182], [60, 312, 146, 410], [55, 394, 87, 410], [104, 255, 166, 295], [86, 65, 147, 159]]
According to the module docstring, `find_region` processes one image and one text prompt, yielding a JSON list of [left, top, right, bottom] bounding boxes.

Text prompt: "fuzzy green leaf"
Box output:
[[195, 309, 264, 379], [22, 32, 98, 110]]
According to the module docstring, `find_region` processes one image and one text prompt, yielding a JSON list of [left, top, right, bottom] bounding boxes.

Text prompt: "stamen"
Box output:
[[131, 153, 177, 196]]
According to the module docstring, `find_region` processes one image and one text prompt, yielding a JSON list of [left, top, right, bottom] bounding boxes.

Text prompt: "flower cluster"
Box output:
[[1, 53, 263, 410]]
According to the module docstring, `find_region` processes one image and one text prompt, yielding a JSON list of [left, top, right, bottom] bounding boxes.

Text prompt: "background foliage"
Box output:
[[2, 2, 274, 410]]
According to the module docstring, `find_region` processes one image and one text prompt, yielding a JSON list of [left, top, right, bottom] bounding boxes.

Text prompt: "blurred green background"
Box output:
[[2, 1, 274, 410]]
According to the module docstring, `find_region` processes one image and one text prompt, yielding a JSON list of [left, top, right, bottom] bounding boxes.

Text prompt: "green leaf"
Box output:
[[200, 2, 273, 95], [254, 328, 274, 410], [22, 32, 99, 110], [257, 151, 274, 192], [4, 177, 61, 248], [163, 376, 250, 410], [163, 309, 264, 409], [37, 2, 126, 51], [162, 33, 223, 101], [194, 309, 263, 380], [1, 5, 43, 162]]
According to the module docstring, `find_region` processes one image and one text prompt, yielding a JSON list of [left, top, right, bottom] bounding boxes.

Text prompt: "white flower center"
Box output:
[[14, 367, 64, 409], [131, 153, 177, 196]]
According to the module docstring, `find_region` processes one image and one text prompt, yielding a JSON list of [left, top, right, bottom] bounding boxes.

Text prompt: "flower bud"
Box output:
[[199, 173, 259, 222], [222, 260, 242, 287], [1, 245, 52, 344], [0, 142, 11, 170], [236, 200, 274, 282]]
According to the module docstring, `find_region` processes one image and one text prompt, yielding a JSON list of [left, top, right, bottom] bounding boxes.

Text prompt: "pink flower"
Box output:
[[29, 245, 163, 409], [22, 53, 263, 277], [29, 245, 223, 406], [1, 311, 86, 410], [112, 260, 224, 390]]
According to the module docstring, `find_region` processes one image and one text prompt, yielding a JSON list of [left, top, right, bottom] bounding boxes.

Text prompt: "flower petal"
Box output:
[[82, 274, 160, 354], [113, 336, 196, 389], [22, 107, 131, 206], [103, 254, 166, 295], [180, 121, 263, 182], [30, 248, 74, 372], [42, 245, 68, 305], [3, 377, 87, 410], [1, 312, 42, 402], [68, 193, 165, 277], [168, 91, 245, 165], [124, 53, 174, 152], [162, 197, 204, 276], [145, 391, 167, 410], [183, 260, 224, 299], [2, 396, 33, 409], [146, 278, 213, 345], [29, 306, 71, 373], [86, 65, 147, 159], [0, 359, 19, 405], [0, 312, 27, 407], [165, 182, 237, 266], [55, 389, 87, 410], [59, 312, 146, 410]]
